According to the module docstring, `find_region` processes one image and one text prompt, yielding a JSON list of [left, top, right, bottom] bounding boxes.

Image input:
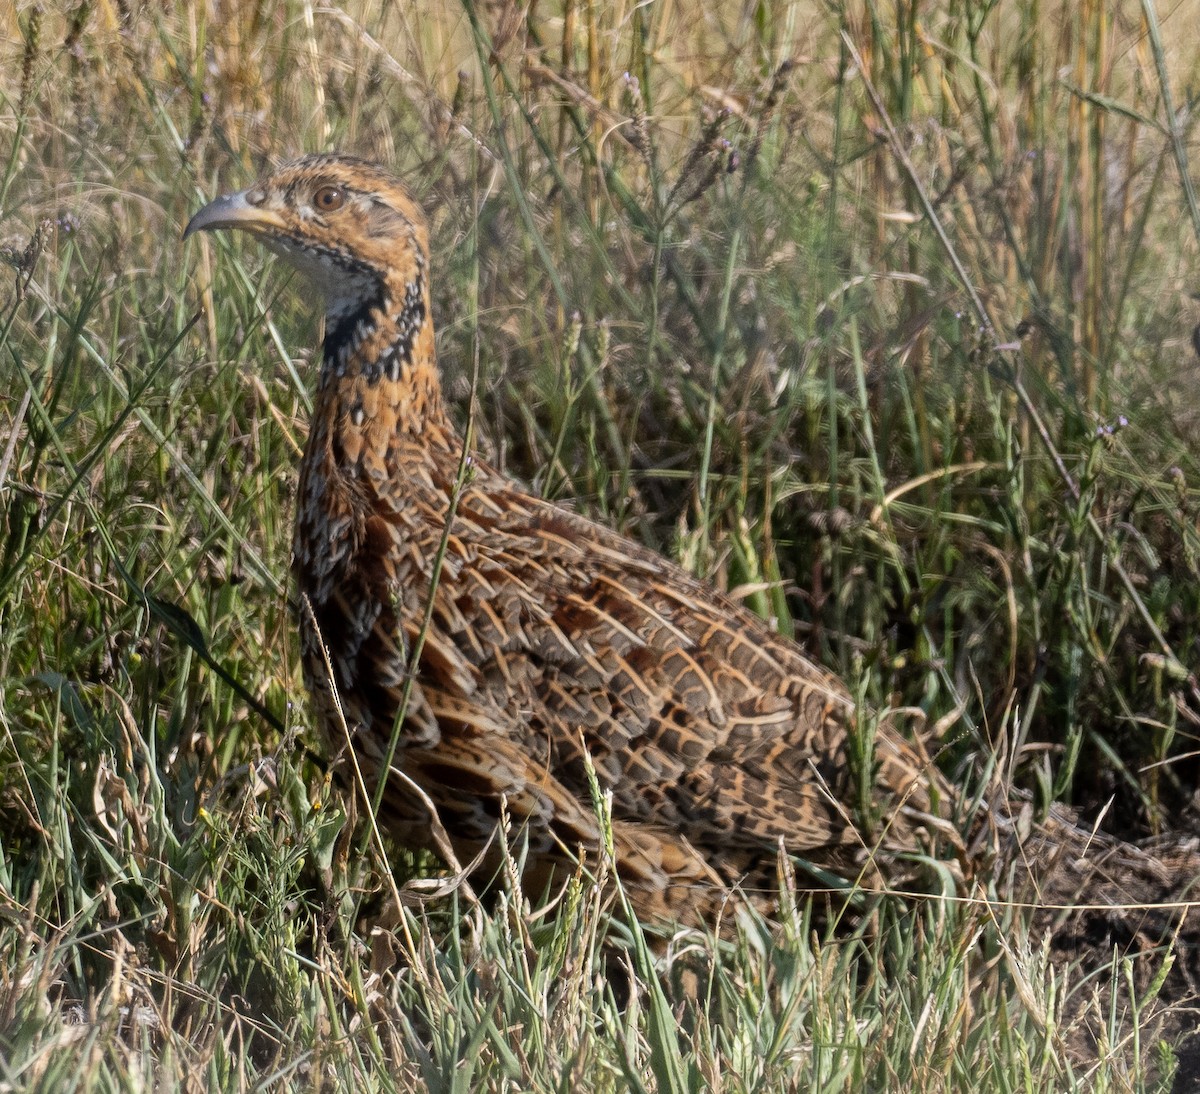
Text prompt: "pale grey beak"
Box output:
[[184, 190, 286, 239]]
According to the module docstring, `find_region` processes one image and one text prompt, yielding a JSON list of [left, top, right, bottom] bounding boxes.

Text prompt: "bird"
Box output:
[[184, 153, 1194, 938]]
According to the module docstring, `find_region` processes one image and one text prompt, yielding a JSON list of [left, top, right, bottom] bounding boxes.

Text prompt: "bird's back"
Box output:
[[295, 379, 949, 920]]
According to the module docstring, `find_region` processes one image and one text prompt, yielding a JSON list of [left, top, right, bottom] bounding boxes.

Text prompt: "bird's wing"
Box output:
[[297, 447, 945, 893]]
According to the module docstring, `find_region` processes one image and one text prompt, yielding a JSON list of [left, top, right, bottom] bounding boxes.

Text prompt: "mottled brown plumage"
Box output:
[[191, 155, 1194, 933]]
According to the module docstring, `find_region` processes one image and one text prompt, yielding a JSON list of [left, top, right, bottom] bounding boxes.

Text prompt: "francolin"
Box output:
[[187, 154, 1193, 937]]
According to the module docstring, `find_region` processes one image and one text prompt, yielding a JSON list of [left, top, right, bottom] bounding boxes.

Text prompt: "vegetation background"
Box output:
[[2, 0, 1200, 1088]]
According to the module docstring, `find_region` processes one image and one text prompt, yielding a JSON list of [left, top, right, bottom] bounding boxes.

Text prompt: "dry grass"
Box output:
[[3, 0, 1200, 1088]]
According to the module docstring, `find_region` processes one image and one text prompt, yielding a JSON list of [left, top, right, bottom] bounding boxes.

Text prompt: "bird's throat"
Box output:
[[323, 274, 427, 380], [312, 276, 453, 475]]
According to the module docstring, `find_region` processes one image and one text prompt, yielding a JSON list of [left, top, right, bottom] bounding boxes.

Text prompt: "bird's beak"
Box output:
[[183, 190, 286, 239]]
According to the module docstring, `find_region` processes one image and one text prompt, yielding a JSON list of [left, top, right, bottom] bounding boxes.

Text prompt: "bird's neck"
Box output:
[[311, 272, 458, 474]]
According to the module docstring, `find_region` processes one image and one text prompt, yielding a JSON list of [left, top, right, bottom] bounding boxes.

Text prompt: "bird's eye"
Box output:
[[313, 185, 345, 212]]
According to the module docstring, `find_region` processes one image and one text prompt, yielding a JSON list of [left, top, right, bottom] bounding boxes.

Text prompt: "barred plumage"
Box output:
[[185, 156, 1200, 955]]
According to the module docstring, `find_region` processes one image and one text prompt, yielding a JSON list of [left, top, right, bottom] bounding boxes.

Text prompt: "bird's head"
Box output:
[[185, 154, 432, 368]]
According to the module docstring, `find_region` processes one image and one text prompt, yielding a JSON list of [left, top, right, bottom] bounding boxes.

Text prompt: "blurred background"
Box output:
[[3, 1, 1200, 1086]]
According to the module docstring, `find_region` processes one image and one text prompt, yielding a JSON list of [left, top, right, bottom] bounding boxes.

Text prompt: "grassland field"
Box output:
[[4, 0, 1200, 1089]]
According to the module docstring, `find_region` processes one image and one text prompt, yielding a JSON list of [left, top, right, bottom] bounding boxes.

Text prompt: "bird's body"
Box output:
[[186, 154, 950, 923]]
